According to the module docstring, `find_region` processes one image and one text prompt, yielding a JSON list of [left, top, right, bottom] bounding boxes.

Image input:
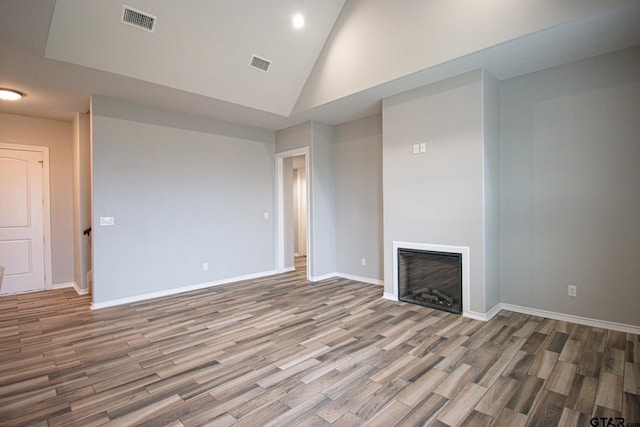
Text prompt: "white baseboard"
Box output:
[[499, 303, 640, 334], [52, 282, 75, 290], [308, 271, 383, 286], [485, 303, 503, 320], [462, 310, 488, 321], [380, 297, 638, 332], [74, 283, 89, 295], [309, 272, 337, 282], [281, 266, 296, 273], [91, 270, 277, 310], [383, 292, 398, 301], [335, 272, 383, 286], [52, 281, 90, 296], [378, 291, 640, 335], [462, 303, 502, 321]]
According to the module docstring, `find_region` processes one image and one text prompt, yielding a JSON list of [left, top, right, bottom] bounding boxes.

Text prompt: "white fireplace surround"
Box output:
[[388, 241, 471, 318]]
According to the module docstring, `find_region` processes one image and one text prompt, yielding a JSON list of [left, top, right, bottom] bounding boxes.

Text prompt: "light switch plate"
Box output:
[[99, 216, 115, 226]]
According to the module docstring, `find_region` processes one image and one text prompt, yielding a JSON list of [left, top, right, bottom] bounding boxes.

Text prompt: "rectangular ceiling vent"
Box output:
[[121, 5, 156, 33], [249, 55, 271, 73]]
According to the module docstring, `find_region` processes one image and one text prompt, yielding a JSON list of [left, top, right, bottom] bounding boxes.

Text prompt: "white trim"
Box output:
[[91, 270, 277, 310], [275, 147, 311, 281], [282, 266, 296, 273], [52, 282, 89, 296], [74, 283, 89, 295], [484, 302, 502, 320], [0, 142, 53, 291], [383, 292, 398, 301], [463, 303, 502, 321], [500, 303, 640, 334], [392, 241, 470, 315], [463, 310, 489, 321], [52, 282, 75, 289], [335, 272, 383, 286], [309, 272, 336, 282]]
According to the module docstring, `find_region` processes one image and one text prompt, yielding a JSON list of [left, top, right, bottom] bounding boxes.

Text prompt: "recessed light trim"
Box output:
[[293, 14, 305, 29], [0, 89, 24, 101]]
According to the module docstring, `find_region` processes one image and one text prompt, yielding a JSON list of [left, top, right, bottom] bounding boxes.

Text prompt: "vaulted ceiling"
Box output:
[[1, 0, 639, 130]]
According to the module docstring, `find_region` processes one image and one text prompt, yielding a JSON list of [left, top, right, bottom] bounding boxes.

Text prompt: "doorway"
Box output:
[[276, 147, 310, 280], [0, 144, 53, 294], [292, 155, 307, 258]]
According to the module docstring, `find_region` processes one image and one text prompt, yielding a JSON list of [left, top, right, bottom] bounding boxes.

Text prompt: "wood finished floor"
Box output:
[[1, 258, 638, 426]]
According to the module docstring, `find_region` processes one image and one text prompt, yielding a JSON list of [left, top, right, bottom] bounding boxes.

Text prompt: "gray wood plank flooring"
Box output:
[[0, 257, 638, 426]]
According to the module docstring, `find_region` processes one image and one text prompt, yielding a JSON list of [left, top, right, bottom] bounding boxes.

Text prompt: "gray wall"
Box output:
[[275, 122, 311, 154], [310, 122, 337, 278], [334, 115, 383, 281], [382, 71, 488, 313], [91, 97, 276, 304], [500, 47, 640, 325], [295, 0, 628, 113], [72, 113, 91, 290], [0, 113, 74, 285], [275, 121, 340, 279], [482, 72, 501, 312]]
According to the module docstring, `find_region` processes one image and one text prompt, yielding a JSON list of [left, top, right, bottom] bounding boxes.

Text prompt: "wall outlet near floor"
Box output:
[[202, 262, 208, 271], [361, 258, 366, 266], [568, 285, 577, 297]]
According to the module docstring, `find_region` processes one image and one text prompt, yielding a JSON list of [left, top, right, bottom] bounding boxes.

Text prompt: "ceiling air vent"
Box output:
[[249, 55, 271, 73], [121, 5, 156, 32]]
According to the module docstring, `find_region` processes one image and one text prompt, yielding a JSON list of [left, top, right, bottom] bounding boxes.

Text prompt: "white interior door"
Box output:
[[0, 148, 46, 294]]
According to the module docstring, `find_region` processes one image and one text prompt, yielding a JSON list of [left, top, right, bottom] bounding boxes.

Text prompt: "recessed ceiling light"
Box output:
[[292, 14, 305, 29], [0, 89, 24, 101]]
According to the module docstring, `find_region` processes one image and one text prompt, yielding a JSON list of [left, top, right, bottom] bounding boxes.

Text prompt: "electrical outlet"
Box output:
[[420, 142, 427, 153], [202, 262, 208, 271], [361, 258, 366, 266], [412, 144, 420, 154], [568, 285, 577, 297]]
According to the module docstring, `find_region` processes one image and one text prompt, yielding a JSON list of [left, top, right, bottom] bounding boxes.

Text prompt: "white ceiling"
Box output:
[[0, 0, 639, 131]]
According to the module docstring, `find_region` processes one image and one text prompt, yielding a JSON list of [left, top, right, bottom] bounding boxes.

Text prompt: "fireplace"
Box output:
[[397, 248, 462, 314]]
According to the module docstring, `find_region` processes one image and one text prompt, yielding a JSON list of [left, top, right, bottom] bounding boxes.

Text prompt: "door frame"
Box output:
[[276, 147, 311, 280], [0, 142, 53, 290]]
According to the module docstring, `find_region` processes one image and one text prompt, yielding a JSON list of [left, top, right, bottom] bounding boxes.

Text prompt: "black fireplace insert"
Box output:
[[397, 248, 462, 314]]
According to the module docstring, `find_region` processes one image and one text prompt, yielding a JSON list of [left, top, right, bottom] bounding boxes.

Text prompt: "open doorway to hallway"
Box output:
[[292, 155, 307, 274], [276, 147, 310, 280]]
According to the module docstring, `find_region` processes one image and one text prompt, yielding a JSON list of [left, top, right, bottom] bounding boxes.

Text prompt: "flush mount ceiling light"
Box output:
[[292, 13, 305, 29], [0, 89, 24, 101]]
